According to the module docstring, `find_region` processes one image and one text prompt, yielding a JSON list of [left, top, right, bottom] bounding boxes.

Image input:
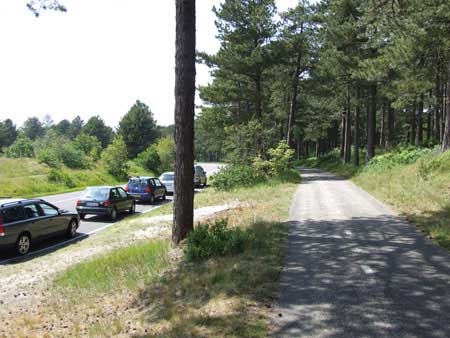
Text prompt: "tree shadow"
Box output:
[[271, 215, 450, 338]]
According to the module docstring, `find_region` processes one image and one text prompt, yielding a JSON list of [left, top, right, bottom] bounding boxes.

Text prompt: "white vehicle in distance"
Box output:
[[159, 172, 174, 194]]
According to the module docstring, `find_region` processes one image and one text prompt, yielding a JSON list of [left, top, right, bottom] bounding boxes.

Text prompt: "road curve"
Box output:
[[272, 168, 450, 338]]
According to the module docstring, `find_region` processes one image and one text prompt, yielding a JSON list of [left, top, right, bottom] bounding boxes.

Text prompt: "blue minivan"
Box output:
[[125, 177, 167, 204]]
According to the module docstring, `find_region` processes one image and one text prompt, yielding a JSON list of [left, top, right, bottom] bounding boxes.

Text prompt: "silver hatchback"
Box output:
[[159, 172, 175, 194]]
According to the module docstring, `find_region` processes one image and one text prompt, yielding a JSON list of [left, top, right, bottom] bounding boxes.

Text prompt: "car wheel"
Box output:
[[79, 213, 86, 220], [16, 233, 31, 256], [162, 192, 166, 200], [129, 201, 136, 214], [110, 207, 118, 221], [203, 179, 207, 188], [149, 194, 155, 205], [67, 219, 78, 238]]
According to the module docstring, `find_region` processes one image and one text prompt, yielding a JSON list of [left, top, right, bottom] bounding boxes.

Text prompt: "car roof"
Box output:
[[85, 186, 113, 189], [0, 198, 49, 208], [160, 172, 174, 175], [128, 176, 157, 180]]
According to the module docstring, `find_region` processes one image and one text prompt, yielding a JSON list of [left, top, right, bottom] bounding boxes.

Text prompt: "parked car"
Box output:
[[125, 177, 166, 203], [76, 186, 135, 221], [159, 172, 174, 194], [194, 165, 207, 188], [0, 198, 79, 255]]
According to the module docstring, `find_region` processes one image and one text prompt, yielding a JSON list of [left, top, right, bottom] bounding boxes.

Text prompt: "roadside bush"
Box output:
[[155, 136, 174, 172], [73, 133, 102, 161], [136, 145, 161, 173], [101, 136, 129, 179], [59, 143, 88, 169], [36, 147, 61, 167], [47, 168, 75, 188], [268, 141, 295, 175], [367, 146, 432, 171], [5, 136, 34, 158], [185, 219, 247, 261], [212, 164, 264, 190]]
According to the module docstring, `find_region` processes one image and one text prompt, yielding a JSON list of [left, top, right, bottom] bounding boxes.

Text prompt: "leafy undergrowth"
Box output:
[[3, 176, 298, 338], [301, 146, 450, 250], [0, 157, 153, 198]]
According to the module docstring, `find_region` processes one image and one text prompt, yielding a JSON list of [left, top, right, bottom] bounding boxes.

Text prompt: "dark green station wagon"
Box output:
[[0, 198, 80, 255]]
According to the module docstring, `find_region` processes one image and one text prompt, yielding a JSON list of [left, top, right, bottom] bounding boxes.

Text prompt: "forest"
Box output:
[[195, 0, 450, 166]]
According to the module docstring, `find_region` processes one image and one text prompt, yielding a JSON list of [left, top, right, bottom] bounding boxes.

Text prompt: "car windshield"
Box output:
[[81, 187, 109, 200], [160, 174, 174, 181], [128, 178, 148, 189]]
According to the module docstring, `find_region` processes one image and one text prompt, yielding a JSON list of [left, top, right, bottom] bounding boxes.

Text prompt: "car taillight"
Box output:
[[103, 200, 112, 207], [145, 186, 151, 193], [125, 185, 129, 192], [76, 200, 81, 206], [0, 215, 4, 237]]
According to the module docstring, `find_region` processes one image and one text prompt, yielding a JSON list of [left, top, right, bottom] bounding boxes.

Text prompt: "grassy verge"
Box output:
[[301, 148, 450, 250], [0, 157, 153, 198], [4, 176, 299, 337]]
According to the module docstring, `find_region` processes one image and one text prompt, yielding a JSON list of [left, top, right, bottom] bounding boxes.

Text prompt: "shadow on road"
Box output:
[[272, 216, 450, 338]]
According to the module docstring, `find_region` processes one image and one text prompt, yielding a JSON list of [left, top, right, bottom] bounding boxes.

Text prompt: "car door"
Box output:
[[117, 187, 132, 210], [109, 188, 123, 211], [23, 203, 52, 239], [37, 202, 66, 234], [154, 178, 165, 197]]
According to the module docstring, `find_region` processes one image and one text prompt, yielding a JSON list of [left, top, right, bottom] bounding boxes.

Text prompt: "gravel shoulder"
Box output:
[[272, 168, 450, 338]]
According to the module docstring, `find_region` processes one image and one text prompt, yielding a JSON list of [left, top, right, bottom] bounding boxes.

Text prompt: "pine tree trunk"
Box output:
[[417, 94, 424, 146], [366, 84, 377, 162], [172, 0, 196, 244], [340, 113, 345, 160], [344, 84, 352, 163], [442, 61, 450, 151], [354, 87, 360, 166], [435, 71, 441, 142], [427, 90, 432, 142], [287, 55, 301, 148], [410, 99, 417, 145], [386, 103, 394, 149], [379, 103, 385, 147]]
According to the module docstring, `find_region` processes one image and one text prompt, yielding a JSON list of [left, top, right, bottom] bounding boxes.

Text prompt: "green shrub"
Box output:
[[185, 219, 247, 261], [155, 136, 174, 172], [47, 168, 75, 188], [367, 146, 432, 171], [5, 136, 34, 158], [268, 141, 295, 175], [59, 143, 88, 169], [101, 136, 129, 179], [36, 147, 61, 168], [136, 145, 161, 173], [212, 164, 265, 190]]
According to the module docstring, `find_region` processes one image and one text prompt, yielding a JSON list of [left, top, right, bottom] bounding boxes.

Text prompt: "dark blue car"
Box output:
[[125, 177, 166, 204]]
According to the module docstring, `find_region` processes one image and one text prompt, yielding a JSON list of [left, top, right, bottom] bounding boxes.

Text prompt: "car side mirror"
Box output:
[[58, 209, 68, 215]]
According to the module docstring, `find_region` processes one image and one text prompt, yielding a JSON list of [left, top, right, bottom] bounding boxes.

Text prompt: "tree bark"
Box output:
[[286, 54, 302, 148], [435, 71, 441, 142], [340, 112, 345, 160], [366, 84, 377, 162], [172, 0, 196, 244], [386, 103, 394, 149], [410, 99, 417, 145], [442, 61, 450, 151], [427, 90, 432, 142], [354, 87, 360, 166], [379, 101, 385, 147], [417, 94, 424, 146]]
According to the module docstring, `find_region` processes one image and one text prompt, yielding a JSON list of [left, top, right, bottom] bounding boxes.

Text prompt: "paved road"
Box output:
[[0, 162, 223, 261], [273, 168, 450, 338]]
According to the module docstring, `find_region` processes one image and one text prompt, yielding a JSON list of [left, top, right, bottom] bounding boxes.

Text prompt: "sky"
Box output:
[[0, 0, 299, 128]]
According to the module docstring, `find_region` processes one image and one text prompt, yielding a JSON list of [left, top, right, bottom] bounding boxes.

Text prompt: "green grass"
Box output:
[[5, 175, 299, 338], [55, 240, 170, 294], [0, 157, 154, 198], [301, 147, 450, 250]]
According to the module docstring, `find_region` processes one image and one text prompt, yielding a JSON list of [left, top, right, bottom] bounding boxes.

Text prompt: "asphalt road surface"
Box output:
[[0, 162, 224, 261], [272, 168, 450, 338]]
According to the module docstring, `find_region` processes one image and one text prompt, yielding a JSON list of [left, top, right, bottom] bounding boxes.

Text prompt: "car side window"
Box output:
[[1, 206, 25, 223], [38, 203, 59, 216], [23, 204, 40, 219], [110, 189, 120, 200], [154, 178, 162, 186], [117, 188, 128, 199], [148, 179, 156, 186]]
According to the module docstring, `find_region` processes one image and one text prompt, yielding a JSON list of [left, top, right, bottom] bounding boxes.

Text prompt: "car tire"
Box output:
[[110, 207, 118, 221], [162, 192, 166, 200], [16, 233, 31, 256], [79, 213, 86, 220], [149, 194, 155, 205], [129, 201, 136, 214], [203, 179, 207, 188], [67, 219, 78, 238]]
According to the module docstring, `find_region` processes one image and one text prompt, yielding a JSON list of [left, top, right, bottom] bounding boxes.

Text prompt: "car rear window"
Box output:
[[160, 174, 174, 180], [128, 178, 148, 189], [1, 206, 25, 223], [81, 187, 110, 200]]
